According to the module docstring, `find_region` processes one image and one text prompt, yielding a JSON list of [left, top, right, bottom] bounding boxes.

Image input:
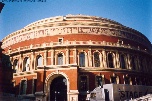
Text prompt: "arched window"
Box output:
[[57, 53, 63, 65], [37, 55, 42, 67], [13, 59, 18, 73], [23, 57, 30, 72], [107, 53, 114, 68], [120, 54, 126, 69], [20, 80, 27, 95], [79, 52, 85, 67], [94, 52, 100, 67]]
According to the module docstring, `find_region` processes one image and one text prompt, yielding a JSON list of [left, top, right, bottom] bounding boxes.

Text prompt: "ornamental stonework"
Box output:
[[2, 26, 151, 50]]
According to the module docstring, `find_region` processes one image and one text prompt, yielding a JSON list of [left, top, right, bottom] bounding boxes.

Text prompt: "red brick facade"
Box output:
[[1, 15, 152, 101]]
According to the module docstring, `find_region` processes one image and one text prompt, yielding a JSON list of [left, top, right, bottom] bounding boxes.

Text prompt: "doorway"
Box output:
[[50, 76, 67, 101]]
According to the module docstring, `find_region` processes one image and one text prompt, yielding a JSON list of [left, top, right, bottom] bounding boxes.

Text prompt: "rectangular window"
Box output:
[[20, 80, 27, 95], [124, 77, 130, 84], [111, 76, 117, 84], [58, 38, 63, 44], [118, 39, 123, 44], [57, 54, 63, 65], [37, 56, 42, 66], [32, 79, 37, 94], [79, 75, 88, 91]]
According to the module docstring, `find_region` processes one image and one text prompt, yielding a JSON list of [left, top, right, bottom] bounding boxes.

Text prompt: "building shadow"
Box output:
[[0, 42, 14, 100]]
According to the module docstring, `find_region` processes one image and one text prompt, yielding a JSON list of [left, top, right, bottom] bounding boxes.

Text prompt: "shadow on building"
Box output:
[[0, 42, 15, 100]]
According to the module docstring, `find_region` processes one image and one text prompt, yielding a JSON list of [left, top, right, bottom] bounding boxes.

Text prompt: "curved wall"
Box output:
[[2, 14, 152, 100]]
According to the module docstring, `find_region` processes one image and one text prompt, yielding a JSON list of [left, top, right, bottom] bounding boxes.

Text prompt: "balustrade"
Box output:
[[7, 40, 148, 55]]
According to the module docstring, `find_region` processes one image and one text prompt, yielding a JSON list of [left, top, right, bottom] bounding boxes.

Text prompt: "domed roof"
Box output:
[[2, 14, 152, 52], [24, 14, 123, 29]]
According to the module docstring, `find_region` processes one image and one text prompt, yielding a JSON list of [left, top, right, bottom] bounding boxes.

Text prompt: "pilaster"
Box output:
[[127, 54, 131, 69], [85, 52, 88, 67], [31, 51, 35, 70], [102, 50, 107, 68], [88, 48, 92, 67], [73, 48, 77, 64], [19, 54, 23, 72], [66, 48, 69, 65], [44, 50, 48, 66], [51, 49, 55, 65], [113, 53, 117, 69], [115, 52, 120, 68]]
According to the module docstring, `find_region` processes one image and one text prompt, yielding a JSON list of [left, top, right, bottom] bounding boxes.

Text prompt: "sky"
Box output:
[[0, 0, 152, 43]]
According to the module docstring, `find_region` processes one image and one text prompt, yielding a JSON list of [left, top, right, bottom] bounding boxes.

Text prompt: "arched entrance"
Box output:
[[50, 76, 67, 101]]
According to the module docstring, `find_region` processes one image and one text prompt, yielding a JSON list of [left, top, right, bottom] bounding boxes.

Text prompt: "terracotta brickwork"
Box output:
[[1, 15, 152, 101]]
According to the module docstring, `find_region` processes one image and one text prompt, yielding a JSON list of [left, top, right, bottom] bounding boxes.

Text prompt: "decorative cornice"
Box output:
[[2, 26, 151, 51], [79, 67, 152, 75], [6, 40, 149, 56]]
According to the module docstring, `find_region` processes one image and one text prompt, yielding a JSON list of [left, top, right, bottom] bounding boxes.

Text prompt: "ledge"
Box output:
[[13, 71, 37, 77], [79, 67, 151, 75], [6, 40, 150, 55]]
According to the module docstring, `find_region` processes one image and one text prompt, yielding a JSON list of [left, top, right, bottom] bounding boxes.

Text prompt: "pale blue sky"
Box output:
[[0, 0, 151, 43]]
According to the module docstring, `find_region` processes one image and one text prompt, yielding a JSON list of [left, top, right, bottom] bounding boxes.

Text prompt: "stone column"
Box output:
[[115, 52, 120, 68], [66, 49, 69, 65], [73, 48, 77, 64], [19, 54, 23, 72], [88, 48, 92, 67], [100, 53, 104, 68], [85, 52, 88, 67], [127, 54, 131, 69], [102, 50, 107, 68], [30, 51, 35, 70], [44, 50, 48, 66], [113, 53, 117, 69], [51, 49, 55, 65]]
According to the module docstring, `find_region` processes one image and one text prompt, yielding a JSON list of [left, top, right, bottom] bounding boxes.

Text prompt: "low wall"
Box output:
[[103, 84, 152, 101]]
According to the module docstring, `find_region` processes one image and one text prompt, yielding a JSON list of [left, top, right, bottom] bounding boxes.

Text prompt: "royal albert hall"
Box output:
[[1, 14, 152, 101]]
